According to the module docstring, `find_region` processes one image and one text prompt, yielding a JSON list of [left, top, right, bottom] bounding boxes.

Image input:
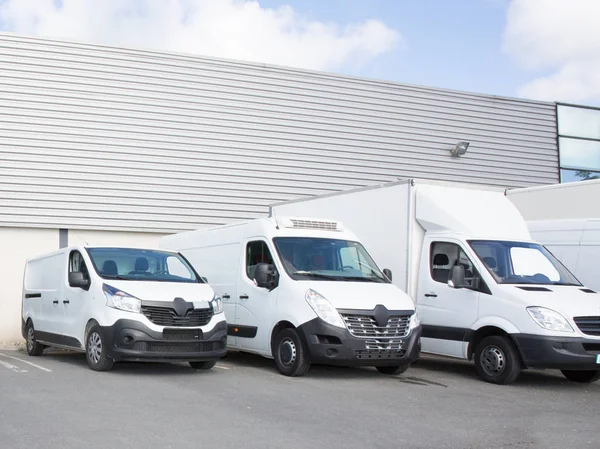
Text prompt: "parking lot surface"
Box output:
[[0, 349, 598, 449]]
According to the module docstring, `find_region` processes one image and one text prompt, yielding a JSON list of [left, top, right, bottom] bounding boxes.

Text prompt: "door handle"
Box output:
[[239, 294, 249, 300], [222, 294, 231, 300], [424, 293, 437, 298], [63, 300, 70, 304], [53, 300, 59, 304]]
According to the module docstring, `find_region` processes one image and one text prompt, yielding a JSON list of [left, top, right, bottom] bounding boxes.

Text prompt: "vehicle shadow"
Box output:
[[412, 355, 600, 390], [42, 349, 216, 376]]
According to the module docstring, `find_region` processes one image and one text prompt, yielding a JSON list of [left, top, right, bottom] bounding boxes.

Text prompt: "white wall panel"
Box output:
[[0, 33, 558, 233]]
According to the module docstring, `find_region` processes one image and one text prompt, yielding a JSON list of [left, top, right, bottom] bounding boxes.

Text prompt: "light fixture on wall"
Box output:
[[451, 141, 470, 157]]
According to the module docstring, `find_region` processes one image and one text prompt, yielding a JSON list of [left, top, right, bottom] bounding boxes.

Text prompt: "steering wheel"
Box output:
[[154, 270, 169, 276], [342, 265, 356, 271], [531, 273, 551, 283]]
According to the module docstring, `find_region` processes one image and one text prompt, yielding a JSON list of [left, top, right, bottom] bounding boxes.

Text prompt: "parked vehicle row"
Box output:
[[21, 178, 600, 385]]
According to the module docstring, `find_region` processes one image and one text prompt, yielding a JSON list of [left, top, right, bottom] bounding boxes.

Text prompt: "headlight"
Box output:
[[527, 306, 574, 332], [103, 284, 141, 313], [305, 289, 345, 328], [210, 295, 223, 314], [409, 311, 420, 330]]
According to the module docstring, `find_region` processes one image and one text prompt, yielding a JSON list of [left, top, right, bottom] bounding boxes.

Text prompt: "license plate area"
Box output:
[[163, 329, 202, 341]]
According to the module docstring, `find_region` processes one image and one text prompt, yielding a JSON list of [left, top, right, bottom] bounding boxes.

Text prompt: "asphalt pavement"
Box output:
[[0, 349, 598, 449]]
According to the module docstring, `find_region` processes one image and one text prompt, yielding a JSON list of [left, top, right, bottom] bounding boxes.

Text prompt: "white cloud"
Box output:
[[503, 0, 600, 104], [0, 0, 402, 73]]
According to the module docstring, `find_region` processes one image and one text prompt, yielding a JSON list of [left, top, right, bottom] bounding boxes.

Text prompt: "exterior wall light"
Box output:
[[451, 141, 470, 157]]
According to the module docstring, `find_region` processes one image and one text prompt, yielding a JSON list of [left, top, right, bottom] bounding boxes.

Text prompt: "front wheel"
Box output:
[[561, 370, 600, 383], [376, 364, 410, 375], [85, 325, 114, 371], [189, 361, 216, 370], [474, 336, 521, 385], [273, 328, 310, 377], [25, 322, 44, 356]]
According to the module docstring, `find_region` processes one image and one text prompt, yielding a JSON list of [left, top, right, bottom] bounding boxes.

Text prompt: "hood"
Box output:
[[101, 280, 215, 308], [504, 285, 600, 317], [303, 281, 414, 311]]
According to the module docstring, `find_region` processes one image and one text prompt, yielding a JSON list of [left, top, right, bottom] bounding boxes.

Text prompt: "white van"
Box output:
[[22, 246, 227, 371], [271, 179, 600, 385], [160, 217, 421, 377]]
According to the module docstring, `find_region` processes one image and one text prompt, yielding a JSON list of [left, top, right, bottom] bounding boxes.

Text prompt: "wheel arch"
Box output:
[[467, 320, 522, 362], [269, 320, 297, 357]]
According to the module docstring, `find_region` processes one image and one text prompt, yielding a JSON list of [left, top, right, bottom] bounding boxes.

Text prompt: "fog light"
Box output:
[[325, 348, 338, 357]]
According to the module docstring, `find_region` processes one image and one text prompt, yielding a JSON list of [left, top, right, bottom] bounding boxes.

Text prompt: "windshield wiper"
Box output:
[[291, 271, 347, 280], [339, 276, 384, 283], [102, 275, 130, 280]]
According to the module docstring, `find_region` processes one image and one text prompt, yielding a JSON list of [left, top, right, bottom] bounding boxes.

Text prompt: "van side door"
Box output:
[[63, 250, 92, 348], [234, 238, 279, 354], [417, 238, 483, 359]]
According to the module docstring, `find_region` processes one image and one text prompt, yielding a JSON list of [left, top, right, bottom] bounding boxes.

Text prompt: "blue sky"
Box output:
[[0, 0, 598, 105]]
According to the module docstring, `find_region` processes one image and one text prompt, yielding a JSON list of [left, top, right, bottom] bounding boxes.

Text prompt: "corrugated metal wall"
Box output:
[[0, 33, 558, 233]]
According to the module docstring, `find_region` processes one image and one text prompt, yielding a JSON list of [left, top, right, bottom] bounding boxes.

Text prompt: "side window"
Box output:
[[246, 241, 274, 280], [430, 242, 480, 289], [69, 251, 90, 281]]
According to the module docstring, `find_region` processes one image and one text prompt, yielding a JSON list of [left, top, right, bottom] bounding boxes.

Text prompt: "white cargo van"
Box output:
[[271, 179, 600, 385], [22, 246, 227, 371], [160, 217, 421, 377]]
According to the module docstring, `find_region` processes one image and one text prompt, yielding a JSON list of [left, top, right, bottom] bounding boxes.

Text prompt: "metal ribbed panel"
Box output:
[[0, 33, 558, 233]]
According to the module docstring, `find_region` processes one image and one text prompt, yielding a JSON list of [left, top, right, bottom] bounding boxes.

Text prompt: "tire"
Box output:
[[25, 321, 44, 357], [273, 328, 310, 377], [561, 369, 600, 383], [376, 364, 410, 375], [189, 361, 216, 370], [474, 335, 521, 385], [85, 325, 114, 371]]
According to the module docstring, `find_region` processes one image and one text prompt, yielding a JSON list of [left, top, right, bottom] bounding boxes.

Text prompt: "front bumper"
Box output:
[[514, 334, 600, 370], [100, 318, 228, 363], [297, 318, 421, 367]]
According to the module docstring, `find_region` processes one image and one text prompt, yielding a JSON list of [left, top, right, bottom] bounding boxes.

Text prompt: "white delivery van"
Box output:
[[271, 179, 600, 385], [22, 246, 227, 371], [160, 217, 421, 377], [506, 179, 600, 292]]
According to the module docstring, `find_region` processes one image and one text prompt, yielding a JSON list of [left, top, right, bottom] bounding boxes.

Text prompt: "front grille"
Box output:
[[582, 343, 600, 353], [365, 339, 404, 350], [141, 305, 213, 327], [355, 349, 406, 360], [574, 316, 600, 336], [341, 314, 411, 338], [132, 340, 225, 353]]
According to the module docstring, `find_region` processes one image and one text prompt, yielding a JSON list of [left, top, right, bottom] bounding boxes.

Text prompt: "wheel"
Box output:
[[376, 364, 410, 375], [273, 328, 310, 377], [474, 336, 521, 385], [189, 361, 216, 370], [85, 325, 114, 371], [561, 370, 600, 383], [25, 321, 44, 356]]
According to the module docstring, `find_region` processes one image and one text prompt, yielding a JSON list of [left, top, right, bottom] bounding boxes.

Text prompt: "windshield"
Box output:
[[273, 237, 389, 283], [86, 247, 201, 283], [468, 240, 581, 286]]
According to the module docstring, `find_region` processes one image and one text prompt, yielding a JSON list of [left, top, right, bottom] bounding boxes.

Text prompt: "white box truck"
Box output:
[[22, 246, 227, 371], [160, 217, 421, 377], [506, 179, 600, 292], [271, 179, 600, 385]]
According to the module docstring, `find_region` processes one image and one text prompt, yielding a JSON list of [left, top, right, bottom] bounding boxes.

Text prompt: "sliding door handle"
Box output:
[[63, 300, 70, 304], [222, 294, 231, 300], [424, 293, 437, 298], [239, 294, 249, 300], [53, 300, 59, 304]]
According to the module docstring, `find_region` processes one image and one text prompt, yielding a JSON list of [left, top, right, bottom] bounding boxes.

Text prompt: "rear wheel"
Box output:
[[561, 370, 600, 383], [273, 328, 310, 377], [25, 322, 44, 356], [474, 336, 521, 385], [376, 364, 410, 375], [85, 325, 114, 371], [189, 361, 216, 370]]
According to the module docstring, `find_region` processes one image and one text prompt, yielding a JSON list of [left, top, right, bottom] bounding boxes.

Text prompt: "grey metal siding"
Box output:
[[0, 33, 558, 233]]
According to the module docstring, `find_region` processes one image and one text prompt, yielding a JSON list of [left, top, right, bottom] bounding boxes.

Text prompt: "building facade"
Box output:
[[0, 32, 572, 342]]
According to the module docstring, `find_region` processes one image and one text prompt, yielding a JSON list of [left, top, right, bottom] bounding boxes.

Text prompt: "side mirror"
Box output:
[[254, 263, 279, 290], [69, 272, 90, 290], [383, 268, 393, 281], [448, 265, 465, 289], [201, 277, 208, 283]]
